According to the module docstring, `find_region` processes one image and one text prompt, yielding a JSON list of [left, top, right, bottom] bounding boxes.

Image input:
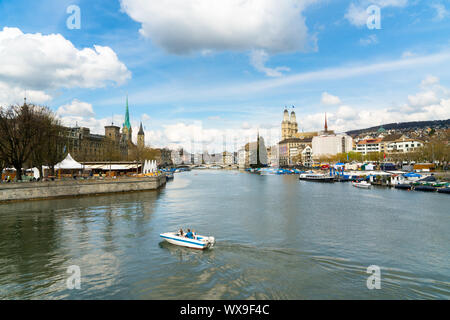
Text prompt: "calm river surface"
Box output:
[[0, 170, 449, 299]]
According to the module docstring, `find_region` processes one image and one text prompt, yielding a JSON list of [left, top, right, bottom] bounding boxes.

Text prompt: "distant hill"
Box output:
[[346, 119, 450, 136]]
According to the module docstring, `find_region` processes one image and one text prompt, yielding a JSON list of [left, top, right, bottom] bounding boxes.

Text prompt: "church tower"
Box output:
[[281, 108, 290, 140], [122, 95, 132, 142], [290, 109, 298, 137], [137, 122, 145, 149]]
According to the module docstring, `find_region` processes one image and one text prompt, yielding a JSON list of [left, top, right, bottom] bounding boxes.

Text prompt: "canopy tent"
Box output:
[[418, 175, 436, 182], [364, 171, 392, 176], [380, 163, 396, 171], [54, 154, 87, 170], [362, 163, 375, 171], [85, 164, 140, 171], [404, 172, 422, 178], [143, 160, 158, 174]]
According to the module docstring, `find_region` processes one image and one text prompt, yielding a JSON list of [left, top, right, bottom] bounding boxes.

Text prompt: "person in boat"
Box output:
[[185, 229, 194, 239], [178, 228, 184, 237]]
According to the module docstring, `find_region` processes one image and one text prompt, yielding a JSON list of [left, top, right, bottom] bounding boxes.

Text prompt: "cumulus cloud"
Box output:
[[345, 0, 408, 27], [249, 50, 290, 77], [321, 92, 342, 105], [431, 2, 448, 21], [407, 90, 440, 108], [0, 27, 131, 106], [0, 82, 51, 107], [359, 34, 378, 46], [153, 121, 280, 153], [421, 75, 440, 87], [57, 100, 95, 117], [120, 0, 316, 55], [304, 75, 450, 133], [152, 76, 449, 150], [336, 105, 357, 120]]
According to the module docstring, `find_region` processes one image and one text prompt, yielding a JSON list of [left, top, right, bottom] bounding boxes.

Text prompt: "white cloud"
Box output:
[[407, 90, 440, 108], [336, 105, 357, 120], [359, 34, 378, 46], [152, 121, 280, 153], [345, 3, 370, 27], [0, 27, 131, 106], [305, 76, 450, 133], [431, 2, 448, 21], [57, 100, 95, 117], [345, 0, 408, 27], [249, 50, 290, 77], [321, 92, 342, 105], [120, 0, 316, 55], [141, 113, 151, 121], [0, 82, 51, 107], [402, 51, 415, 58], [107, 51, 450, 106], [421, 75, 439, 87]]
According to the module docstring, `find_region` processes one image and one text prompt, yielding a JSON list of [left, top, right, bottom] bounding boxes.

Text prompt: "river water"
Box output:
[[0, 170, 449, 299]]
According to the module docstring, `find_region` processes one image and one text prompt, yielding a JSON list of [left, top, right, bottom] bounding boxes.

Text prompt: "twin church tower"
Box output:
[[281, 107, 299, 140]]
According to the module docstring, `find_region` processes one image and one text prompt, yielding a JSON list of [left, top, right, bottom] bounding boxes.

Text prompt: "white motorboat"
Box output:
[[160, 232, 215, 250], [352, 181, 371, 189], [299, 173, 335, 183]]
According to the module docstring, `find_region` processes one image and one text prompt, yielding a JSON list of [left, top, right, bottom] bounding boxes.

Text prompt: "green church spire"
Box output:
[[124, 95, 131, 129]]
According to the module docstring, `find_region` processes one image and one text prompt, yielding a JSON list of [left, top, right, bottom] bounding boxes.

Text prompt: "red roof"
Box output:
[[357, 138, 383, 145]]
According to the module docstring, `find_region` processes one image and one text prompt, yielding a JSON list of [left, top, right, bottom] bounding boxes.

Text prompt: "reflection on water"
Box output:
[[0, 171, 449, 299]]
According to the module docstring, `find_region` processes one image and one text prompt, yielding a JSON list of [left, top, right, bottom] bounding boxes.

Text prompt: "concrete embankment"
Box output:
[[0, 175, 166, 203]]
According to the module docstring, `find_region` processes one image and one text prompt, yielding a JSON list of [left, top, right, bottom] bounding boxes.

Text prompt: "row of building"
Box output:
[[64, 97, 145, 162], [169, 108, 429, 168], [62, 99, 431, 168], [236, 109, 427, 168]]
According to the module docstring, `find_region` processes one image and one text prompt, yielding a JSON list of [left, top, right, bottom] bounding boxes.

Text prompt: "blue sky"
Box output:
[[0, 0, 449, 152]]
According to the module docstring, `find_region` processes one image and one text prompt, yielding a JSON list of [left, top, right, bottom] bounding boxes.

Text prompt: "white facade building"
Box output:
[[238, 148, 247, 168], [267, 145, 279, 167], [248, 137, 268, 166], [312, 134, 353, 157], [355, 138, 384, 155], [222, 152, 234, 165], [386, 138, 424, 153], [301, 146, 313, 167]]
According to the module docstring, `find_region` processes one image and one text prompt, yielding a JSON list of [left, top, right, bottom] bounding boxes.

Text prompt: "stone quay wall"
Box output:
[[0, 176, 166, 203]]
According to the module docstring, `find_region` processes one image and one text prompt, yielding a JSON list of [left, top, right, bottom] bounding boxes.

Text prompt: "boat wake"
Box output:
[[164, 241, 450, 299]]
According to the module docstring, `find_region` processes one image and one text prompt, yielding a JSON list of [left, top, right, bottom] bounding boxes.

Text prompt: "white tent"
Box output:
[[54, 153, 87, 170], [142, 160, 157, 174], [32, 167, 40, 179]]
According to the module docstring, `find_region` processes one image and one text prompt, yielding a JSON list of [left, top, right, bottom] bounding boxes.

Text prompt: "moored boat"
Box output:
[[414, 185, 437, 192], [394, 184, 412, 190], [352, 181, 371, 189], [160, 232, 215, 250], [437, 187, 450, 194], [165, 172, 174, 180], [299, 173, 335, 183]]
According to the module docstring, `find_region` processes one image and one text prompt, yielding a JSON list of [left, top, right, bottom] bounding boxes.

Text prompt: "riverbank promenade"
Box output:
[[0, 175, 166, 203]]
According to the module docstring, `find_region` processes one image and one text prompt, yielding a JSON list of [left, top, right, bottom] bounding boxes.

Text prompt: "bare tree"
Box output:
[[0, 103, 65, 181], [0, 104, 36, 180]]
